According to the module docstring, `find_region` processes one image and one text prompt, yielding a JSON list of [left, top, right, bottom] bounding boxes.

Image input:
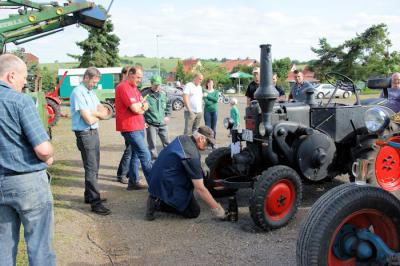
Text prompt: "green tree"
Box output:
[[311, 24, 400, 81], [69, 18, 120, 67], [201, 62, 230, 89], [175, 60, 185, 83], [273, 57, 291, 81], [40, 66, 57, 92], [231, 64, 253, 74]]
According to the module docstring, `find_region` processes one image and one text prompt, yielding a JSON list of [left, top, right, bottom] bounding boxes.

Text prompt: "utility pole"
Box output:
[[156, 34, 163, 77]]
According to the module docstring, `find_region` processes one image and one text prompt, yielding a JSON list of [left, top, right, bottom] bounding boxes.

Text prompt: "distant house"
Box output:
[[287, 67, 319, 84], [168, 58, 203, 84], [182, 58, 202, 73], [24, 53, 39, 64], [221, 59, 258, 72]]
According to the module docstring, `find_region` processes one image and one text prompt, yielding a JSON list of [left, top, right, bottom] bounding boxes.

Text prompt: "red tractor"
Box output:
[[45, 71, 68, 127], [297, 91, 400, 265]]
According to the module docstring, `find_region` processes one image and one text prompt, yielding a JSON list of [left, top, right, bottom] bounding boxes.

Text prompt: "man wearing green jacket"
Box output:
[[142, 76, 172, 160]]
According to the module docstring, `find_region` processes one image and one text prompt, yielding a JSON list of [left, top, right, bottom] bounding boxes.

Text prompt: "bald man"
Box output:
[[381, 72, 400, 112], [183, 73, 204, 134], [0, 54, 56, 265], [289, 70, 313, 102]]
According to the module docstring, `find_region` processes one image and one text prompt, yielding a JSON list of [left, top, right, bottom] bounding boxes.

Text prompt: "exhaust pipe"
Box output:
[[254, 44, 278, 164]]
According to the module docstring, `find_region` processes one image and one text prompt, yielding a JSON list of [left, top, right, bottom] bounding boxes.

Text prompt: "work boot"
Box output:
[[127, 182, 148, 190], [146, 196, 157, 221], [91, 203, 111, 216]]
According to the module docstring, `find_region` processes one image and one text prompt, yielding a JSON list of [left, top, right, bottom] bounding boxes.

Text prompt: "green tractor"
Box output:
[[0, 0, 108, 128]]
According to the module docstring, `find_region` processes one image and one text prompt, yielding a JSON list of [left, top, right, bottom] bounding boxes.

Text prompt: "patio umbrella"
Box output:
[[229, 71, 253, 94]]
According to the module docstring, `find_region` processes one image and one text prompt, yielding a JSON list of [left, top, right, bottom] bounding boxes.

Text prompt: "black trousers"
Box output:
[[75, 129, 101, 206], [159, 195, 200, 219]]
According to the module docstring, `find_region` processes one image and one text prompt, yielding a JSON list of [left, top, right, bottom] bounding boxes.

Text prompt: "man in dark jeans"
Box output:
[[0, 54, 56, 265], [115, 67, 152, 190], [70, 67, 111, 215], [146, 126, 226, 221]]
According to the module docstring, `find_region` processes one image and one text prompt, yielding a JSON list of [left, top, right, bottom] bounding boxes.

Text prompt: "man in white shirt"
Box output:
[[183, 73, 204, 134]]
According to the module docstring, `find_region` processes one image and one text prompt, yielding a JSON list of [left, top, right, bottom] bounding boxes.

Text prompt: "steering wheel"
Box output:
[[324, 72, 359, 106]]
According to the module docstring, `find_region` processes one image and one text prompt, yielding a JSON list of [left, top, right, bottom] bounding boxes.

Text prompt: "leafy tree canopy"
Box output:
[[310, 24, 400, 81]]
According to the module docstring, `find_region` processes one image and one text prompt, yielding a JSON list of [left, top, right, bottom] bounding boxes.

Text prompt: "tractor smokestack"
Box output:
[[254, 44, 278, 134], [254, 44, 278, 113]]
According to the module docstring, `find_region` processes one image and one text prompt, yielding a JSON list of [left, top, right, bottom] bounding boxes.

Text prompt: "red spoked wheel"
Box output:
[[297, 183, 400, 266], [264, 179, 296, 221], [250, 165, 302, 230], [375, 136, 400, 191]]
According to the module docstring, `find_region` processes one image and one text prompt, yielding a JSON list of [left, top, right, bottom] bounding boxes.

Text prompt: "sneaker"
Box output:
[[117, 176, 129, 184], [127, 182, 148, 190], [146, 196, 157, 221], [85, 198, 107, 204], [91, 203, 111, 216]]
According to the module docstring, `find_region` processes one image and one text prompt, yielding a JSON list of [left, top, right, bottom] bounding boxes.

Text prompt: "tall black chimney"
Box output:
[[254, 44, 278, 112], [254, 44, 278, 133]]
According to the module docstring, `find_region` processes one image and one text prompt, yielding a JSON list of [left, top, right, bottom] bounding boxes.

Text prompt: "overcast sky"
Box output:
[[2, 0, 400, 63]]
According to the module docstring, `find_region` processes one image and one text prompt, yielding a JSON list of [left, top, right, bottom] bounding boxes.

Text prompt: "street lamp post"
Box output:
[[156, 34, 162, 77]]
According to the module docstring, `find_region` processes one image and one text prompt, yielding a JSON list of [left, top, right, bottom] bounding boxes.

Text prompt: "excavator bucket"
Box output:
[[73, 0, 107, 28]]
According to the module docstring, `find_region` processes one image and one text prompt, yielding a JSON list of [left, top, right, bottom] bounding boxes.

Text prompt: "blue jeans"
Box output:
[[0, 170, 56, 266], [117, 139, 132, 179], [204, 111, 218, 137], [122, 130, 152, 184]]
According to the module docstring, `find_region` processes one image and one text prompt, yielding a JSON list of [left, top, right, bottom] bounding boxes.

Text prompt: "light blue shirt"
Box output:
[[70, 83, 101, 131]]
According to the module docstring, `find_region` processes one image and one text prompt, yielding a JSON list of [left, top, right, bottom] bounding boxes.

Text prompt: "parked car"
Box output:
[[143, 85, 184, 111], [225, 88, 236, 94], [313, 83, 352, 99], [169, 88, 184, 111]]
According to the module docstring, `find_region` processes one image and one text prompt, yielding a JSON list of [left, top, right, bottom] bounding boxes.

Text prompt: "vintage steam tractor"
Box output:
[[205, 44, 386, 231], [0, 0, 108, 128], [297, 100, 400, 265]]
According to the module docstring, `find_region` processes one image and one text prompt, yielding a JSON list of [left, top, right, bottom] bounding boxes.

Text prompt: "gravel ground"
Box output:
[[49, 96, 350, 266]]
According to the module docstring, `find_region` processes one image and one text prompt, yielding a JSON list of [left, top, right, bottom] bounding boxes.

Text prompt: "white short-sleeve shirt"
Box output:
[[183, 82, 203, 113]]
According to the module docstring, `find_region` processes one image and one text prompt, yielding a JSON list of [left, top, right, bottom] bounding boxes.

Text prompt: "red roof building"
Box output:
[[24, 53, 39, 64], [182, 58, 202, 73], [287, 67, 318, 83], [221, 59, 258, 72]]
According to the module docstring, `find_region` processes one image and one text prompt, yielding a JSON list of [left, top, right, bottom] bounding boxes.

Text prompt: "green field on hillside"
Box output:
[[40, 56, 221, 73], [40, 62, 79, 72]]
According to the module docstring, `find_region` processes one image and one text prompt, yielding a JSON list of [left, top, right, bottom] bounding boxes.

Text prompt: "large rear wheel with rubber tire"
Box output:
[[249, 165, 302, 230], [205, 147, 237, 197], [46, 98, 61, 127], [297, 183, 400, 266]]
